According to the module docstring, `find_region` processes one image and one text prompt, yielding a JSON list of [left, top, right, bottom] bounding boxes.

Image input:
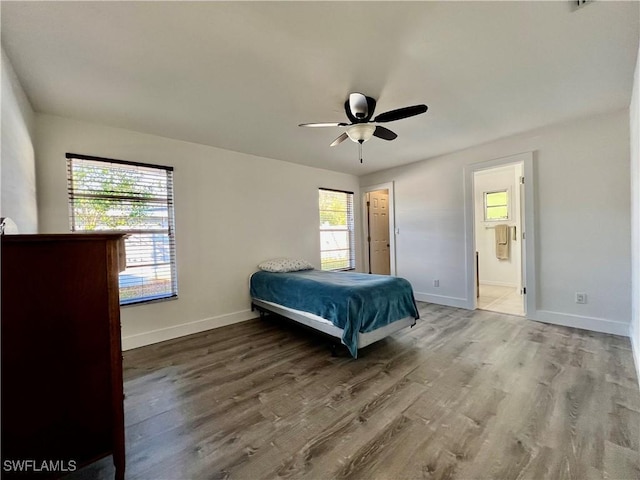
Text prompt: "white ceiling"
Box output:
[[2, 1, 638, 176]]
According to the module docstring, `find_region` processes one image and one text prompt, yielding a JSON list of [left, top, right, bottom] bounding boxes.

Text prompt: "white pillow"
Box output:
[[258, 258, 314, 273]]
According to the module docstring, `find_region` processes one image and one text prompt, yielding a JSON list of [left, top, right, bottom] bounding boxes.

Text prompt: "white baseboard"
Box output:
[[530, 310, 629, 337], [416, 293, 630, 339], [121, 308, 257, 351], [414, 292, 472, 309]]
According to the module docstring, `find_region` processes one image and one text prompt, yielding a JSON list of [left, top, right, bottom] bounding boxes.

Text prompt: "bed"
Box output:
[[250, 266, 419, 358]]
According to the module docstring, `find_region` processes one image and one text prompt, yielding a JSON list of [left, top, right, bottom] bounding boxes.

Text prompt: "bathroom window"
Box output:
[[484, 190, 509, 221]]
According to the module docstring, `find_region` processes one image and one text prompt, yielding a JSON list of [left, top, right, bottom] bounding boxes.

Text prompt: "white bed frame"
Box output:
[[251, 298, 416, 353]]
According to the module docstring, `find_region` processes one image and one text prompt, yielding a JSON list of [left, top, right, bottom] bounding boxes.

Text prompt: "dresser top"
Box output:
[[2, 232, 127, 243]]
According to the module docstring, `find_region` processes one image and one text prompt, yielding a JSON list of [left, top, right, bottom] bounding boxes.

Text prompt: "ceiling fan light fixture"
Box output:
[[349, 93, 369, 119], [346, 124, 376, 143]]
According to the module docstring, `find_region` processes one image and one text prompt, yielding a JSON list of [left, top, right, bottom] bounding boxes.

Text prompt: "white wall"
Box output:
[[630, 40, 640, 382], [361, 110, 631, 336], [35, 114, 360, 349], [1, 48, 37, 233], [474, 164, 522, 288]]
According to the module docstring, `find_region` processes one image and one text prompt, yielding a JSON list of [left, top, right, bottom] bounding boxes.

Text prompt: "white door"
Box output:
[[368, 189, 390, 275]]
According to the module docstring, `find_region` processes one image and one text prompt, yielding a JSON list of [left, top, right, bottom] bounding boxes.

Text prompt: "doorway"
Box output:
[[362, 182, 396, 275], [473, 163, 524, 315]]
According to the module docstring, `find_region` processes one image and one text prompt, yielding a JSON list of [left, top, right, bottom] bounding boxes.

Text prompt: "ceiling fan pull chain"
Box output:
[[359, 142, 363, 163]]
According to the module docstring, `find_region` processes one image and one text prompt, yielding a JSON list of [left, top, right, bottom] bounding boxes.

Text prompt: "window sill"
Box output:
[[121, 294, 178, 308]]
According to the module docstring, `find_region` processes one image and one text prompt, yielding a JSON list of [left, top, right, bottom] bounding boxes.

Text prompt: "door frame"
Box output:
[[361, 182, 396, 275], [464, 152, 537, 316]]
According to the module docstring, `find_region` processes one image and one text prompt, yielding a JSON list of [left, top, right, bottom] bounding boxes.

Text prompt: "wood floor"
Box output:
[[68, 303, 640, 480]]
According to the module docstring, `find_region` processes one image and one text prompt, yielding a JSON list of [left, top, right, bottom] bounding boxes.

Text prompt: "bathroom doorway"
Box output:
[[473, 162, 525, 316]]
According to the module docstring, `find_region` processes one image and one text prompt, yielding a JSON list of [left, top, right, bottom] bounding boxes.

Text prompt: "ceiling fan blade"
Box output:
[[373, 104, 428, 123], [299, 122, 348, 127], [330, 132, 349, 147], [373, 126, 397, 141]]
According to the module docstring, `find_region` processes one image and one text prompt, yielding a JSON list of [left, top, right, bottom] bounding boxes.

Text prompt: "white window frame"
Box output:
[[66, 153, 178, 305], [483, 189, 510, 222], [319, 188, 355, 271]]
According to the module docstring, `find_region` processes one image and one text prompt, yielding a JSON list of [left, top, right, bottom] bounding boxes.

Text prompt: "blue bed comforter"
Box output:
[[250, 269, 419, 357]]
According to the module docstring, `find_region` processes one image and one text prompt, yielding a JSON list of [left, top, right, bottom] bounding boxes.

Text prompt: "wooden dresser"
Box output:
[[1, 234, 126, 480]]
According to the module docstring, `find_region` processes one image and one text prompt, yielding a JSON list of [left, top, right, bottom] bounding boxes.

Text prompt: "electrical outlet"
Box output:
[[434, 279, 440, 287], [575, 292, 587, 304]]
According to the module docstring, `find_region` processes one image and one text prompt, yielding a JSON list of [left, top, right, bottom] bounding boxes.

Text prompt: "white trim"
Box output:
[[121, 308, 255, 350], [531, 310, 629, 337], [361, 181, 396, 275], [464, 152, 537, 317], [413, 292, 470, 309]]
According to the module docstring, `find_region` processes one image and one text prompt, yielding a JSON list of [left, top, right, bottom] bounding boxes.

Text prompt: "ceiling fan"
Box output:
[[299, 92, 428, 162]]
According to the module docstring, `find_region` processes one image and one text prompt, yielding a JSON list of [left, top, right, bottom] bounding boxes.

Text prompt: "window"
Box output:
[[484, 190, 509, 221], [67, 153, 177, 305], [319, 188, 355, 271]]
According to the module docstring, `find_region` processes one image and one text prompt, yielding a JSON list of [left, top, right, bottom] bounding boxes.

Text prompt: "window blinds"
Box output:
[[319, 188, 355, 271], [67, 153, 177, 304]]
